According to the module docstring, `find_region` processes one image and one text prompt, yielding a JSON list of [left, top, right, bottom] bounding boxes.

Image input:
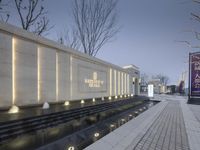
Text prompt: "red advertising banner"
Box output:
[[190, 52, 200, 96]]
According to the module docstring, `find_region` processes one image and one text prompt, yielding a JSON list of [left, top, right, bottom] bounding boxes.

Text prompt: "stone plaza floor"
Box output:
[[85, 95, 200, 150]]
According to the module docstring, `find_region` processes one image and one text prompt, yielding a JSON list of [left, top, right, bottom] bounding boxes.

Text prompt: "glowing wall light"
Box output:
[[92, 98, 95, 102], [8, 105, 19, 114], [81, 100, 85, 104], [12, 37, 16, 105], [125, 75, 126, 93], [37, 47, 41, 103], [110, 69, 112, 96], [126, 74, 128, 94], [114, 70, 116, 96], [64, 101, 70, 106], [9, 37, 19, 114], [108, 96, 112, 100], [70, 55, 73, 100], [121, 73, 124, 95], [118, 71, 120, 96], [56, 52, 59, 102]]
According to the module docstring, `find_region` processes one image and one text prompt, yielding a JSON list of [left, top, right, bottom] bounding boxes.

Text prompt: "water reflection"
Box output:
[[0, 100, 159, 150]]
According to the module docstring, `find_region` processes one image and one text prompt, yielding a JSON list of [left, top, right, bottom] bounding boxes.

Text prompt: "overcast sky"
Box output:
[[7, 0, 200, 85]]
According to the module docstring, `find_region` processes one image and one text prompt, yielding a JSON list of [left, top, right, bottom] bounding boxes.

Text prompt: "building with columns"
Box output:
[[123, 65, 140, 96]]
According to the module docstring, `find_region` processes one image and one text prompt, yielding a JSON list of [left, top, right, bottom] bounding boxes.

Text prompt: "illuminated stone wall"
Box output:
[[39, 46, 56, 103], [14, 38, 38, 106], [0, 22, 138, 108], [71, 57, 109, 100]]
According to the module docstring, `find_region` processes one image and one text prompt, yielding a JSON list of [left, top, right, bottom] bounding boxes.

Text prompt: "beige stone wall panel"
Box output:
[[0, 33, 12, 107], [39, 46, 56, 103], [14, 38, 38, 106]]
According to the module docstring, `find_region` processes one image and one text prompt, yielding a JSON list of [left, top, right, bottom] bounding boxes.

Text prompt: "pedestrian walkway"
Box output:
[[85, 95, 200, 150], [189, 105, 200, 123], [181, 97, 200, 150], [133, 101, 189, 150]]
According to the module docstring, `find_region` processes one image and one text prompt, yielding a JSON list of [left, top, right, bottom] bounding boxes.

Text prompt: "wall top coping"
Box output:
[[123, 64, 139, 71], [0, 21, 136, 73]]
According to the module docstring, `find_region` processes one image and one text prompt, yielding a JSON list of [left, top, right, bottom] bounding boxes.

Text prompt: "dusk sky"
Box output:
[[7, 0, 200, 85]]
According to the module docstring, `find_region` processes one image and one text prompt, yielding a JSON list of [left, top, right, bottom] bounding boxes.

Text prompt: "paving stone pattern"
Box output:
[[133, 101, 190, 150], [181, 100, 200, 150], [189, 105, 200, 124]]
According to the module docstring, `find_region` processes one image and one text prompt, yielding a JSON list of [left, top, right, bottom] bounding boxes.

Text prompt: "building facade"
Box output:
[[0, 22, 140, 108]]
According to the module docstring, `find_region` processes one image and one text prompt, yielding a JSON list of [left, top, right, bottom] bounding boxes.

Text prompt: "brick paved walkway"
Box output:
[[133, 101, 190, 150], [85, 95, 200, 150], [189, 105, 200, 123]]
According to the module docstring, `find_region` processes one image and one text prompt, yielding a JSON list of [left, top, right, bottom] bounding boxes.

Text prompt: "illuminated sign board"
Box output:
[[85, 72, 104, 88], [148, 84, 154, 97], [189, 52, 200, 97]]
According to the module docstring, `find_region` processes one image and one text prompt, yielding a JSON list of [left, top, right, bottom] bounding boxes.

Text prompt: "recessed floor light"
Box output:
[[8, 105, 19, 114], [67, 146, 75, 150], [94, 132, 100, 137], [110, 124, 115, 128], [64, 101, 70, 106], [121, 118, 125, 122]]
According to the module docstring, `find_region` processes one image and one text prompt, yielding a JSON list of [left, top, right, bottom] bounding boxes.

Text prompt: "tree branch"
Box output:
[[14, 0, 52, 36], [71, 0, 120, 56]]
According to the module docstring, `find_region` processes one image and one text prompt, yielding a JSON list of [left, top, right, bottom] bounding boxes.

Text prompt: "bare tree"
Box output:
[[57, 29, 80, 50], [0, 0, 10, 22], [140, 73, 149, 86], [187, 0, 200, 44], [153, 74, 169, 86], [177, 0, 200, 47], [64, 29, 80, 50], [14, 0, 52, 36], [71, 0, 120, 56]]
